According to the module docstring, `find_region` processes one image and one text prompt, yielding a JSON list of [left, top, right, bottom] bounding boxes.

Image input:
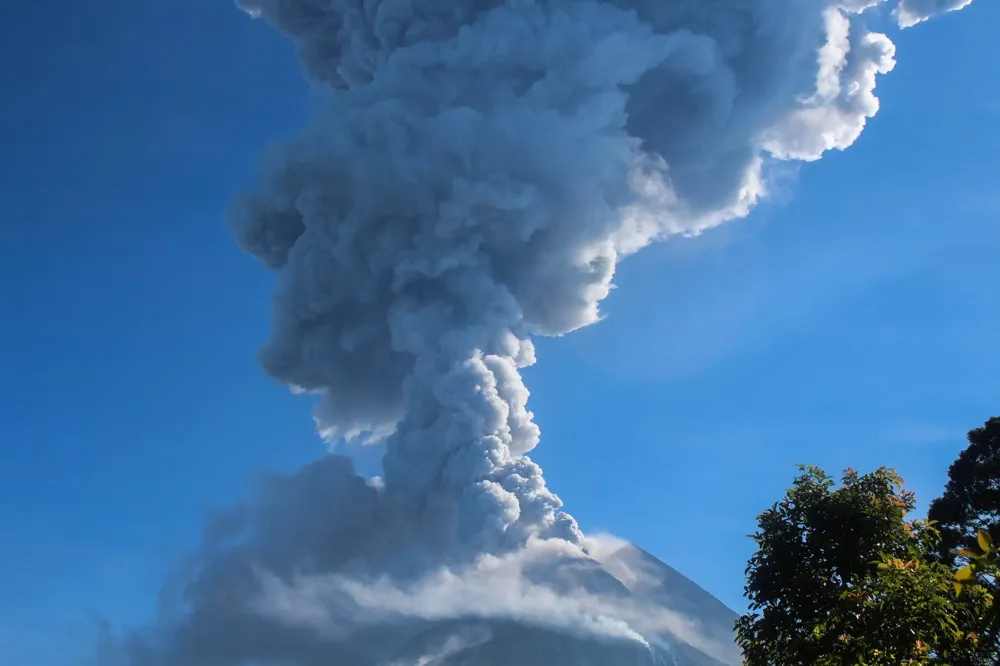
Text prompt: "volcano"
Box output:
[[301, 541, 741, 666]]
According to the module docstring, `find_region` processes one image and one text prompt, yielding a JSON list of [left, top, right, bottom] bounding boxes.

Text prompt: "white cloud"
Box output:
[[895, 0, 975, 28]]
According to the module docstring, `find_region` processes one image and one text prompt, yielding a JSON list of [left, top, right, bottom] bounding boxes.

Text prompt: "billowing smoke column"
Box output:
[[108, 0, 975, 663], [230, 0, 903, 557]]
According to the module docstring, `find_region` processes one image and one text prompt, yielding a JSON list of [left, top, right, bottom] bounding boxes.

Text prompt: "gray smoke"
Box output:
[[104, 0, 975, 663], [230, 0, 899, 555]]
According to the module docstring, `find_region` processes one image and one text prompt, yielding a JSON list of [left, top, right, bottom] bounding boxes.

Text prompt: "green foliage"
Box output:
[[952, 528, 998, 596], [927, 418, 1000, 568], [737, 466, 992, 666], [926, 417, 1000, 662]]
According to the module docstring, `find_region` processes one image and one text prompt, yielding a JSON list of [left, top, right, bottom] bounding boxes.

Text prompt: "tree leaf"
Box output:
[[977, 529, 993, 552], [954, 565, 976, 582]]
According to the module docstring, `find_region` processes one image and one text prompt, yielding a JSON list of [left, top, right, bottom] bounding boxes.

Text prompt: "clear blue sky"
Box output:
[[0, 1, 997, 663]]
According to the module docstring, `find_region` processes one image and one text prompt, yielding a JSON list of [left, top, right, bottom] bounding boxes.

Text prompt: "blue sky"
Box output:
[[1, 1, 997, 663]]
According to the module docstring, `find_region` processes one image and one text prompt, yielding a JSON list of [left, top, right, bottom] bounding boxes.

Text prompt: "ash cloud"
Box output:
[[229, 0, 903, 556], [102, 460, 735, 665], [105, 0, 976, 663], [252, 537, 738, 663]]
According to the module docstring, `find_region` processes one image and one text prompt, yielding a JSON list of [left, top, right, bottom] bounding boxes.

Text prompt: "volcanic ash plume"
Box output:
[[230, 0, 900, 556], [107, 0, 975, 663]]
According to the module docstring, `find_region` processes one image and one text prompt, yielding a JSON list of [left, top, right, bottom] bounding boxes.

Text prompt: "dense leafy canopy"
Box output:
[[737, 466, 991, 666], [927, 417, 1000, 663], [929, 418, 1000, 566]]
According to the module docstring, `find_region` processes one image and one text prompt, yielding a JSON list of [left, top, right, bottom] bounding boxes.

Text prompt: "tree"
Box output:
[[737, 465, 991, 666], [928, 417, 1000, 662], [952, 528, 999, 597], [928, 418, 1000, 567], [947, 529, 1000, 665]]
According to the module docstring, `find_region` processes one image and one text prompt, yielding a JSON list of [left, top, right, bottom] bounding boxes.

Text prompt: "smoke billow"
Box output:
[[106, 0, 976, 663], [251, 537, 736, 660]]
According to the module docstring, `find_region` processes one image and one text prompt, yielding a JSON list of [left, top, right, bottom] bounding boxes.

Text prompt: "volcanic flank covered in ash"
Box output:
[[103, 0, 977, 664]]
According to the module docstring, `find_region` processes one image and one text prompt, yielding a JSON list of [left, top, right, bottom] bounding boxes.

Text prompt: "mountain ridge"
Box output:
[[381, 541, 741, 666]]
